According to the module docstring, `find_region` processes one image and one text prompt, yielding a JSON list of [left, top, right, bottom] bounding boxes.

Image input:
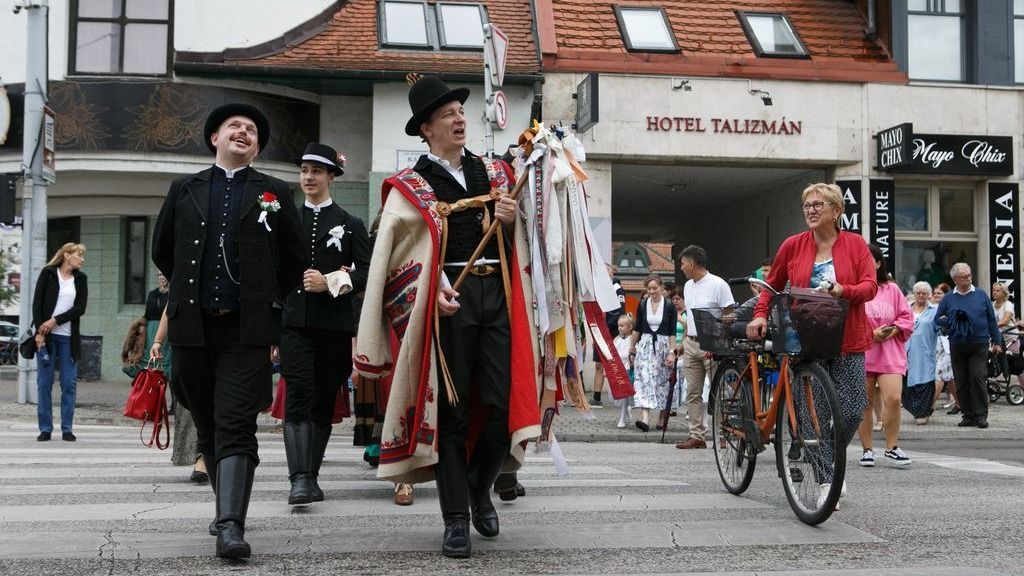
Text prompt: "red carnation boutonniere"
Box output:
[[257, 191, 281, 231]]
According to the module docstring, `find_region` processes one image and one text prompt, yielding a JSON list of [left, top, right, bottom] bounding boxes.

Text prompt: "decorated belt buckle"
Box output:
[[436, 201, 451, 217]]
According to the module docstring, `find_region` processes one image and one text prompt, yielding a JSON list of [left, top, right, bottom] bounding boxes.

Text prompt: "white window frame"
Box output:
[[379, 0, 433, 49], [894, 181, 980, 289], [436, 3, 487, 51], [736, 12, 809, 59], [612, 6, 679, 54], [1015, 0, 1024, 83], [906, 0, 965, 82]]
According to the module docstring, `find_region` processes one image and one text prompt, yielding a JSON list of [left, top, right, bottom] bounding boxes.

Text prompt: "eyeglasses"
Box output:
[[801, 201, 826, 213]]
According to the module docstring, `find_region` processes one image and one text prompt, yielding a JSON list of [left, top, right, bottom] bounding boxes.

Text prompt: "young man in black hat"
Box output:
[[152, 103, 304, 559], [280, 143, 371, 505], [357, 74, 539, 559]]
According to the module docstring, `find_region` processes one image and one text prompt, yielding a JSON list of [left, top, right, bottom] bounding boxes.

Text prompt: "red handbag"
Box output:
[[123, 365, 170, 450]]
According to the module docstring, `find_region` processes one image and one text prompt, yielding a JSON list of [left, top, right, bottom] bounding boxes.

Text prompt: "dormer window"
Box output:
[[737, 12, 809, 58], [379, 0, 487, 51], [613, 6, 679, 53]]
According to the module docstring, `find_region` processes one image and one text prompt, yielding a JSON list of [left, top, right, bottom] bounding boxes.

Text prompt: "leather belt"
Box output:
[[203, 308, 236, 317], [447, 263, 499, 277]]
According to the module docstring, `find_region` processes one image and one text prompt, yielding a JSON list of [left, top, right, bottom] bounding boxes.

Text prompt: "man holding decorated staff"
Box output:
[[355, 74, 540, 559], [152, 103, 304, 559], [280, 143, 371, 506]]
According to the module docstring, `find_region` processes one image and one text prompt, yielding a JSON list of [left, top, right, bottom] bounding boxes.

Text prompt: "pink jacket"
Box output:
[[864, 281, 914, 374]]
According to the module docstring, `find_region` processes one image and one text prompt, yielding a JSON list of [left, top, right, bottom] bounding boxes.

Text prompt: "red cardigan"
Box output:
[[754, 231, 878, 354]]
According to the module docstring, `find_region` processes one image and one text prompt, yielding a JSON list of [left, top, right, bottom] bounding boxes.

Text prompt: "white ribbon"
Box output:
[[326, 225, 346, 251], [257, 210, 272, 232]]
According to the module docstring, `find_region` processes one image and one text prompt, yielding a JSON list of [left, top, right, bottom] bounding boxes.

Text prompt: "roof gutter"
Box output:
[[864, 0, 878, 41], [174, 61, 542, 86]]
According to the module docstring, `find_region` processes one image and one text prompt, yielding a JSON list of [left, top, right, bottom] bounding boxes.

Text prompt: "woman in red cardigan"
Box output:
[[746, 182, 877, 506]]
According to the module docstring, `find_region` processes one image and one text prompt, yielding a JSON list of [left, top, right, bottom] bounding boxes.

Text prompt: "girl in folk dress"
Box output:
[[628, 276, 678, 432], [613, 314, 635, 428]]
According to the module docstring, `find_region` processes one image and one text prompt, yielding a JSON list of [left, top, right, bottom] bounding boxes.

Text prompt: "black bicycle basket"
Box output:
[[691, 308, 745, 356]]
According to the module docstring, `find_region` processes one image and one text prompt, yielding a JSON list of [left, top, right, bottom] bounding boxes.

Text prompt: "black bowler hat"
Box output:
[[404, 73, 470, 137], [203, 103, 270, 154], [295, 142, 345, 176]]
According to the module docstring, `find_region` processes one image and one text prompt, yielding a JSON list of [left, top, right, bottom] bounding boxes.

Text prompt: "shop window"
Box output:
[[123, 217, 147, 305], [907, 0, 964, 82], [70, 0, 172, 76], [47, 217, 81, 261], [437, 3, 486, 49], [1015, 0, 1024, 82], [615, 243, 650, 274], [380, 1, 431, 48], [894, 184, 976, 290], [737, 12, 808, 58], [613, 7, 678, 53]]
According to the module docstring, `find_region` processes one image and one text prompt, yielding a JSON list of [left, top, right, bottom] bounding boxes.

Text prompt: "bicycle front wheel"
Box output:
[[712, 360, 757, 495], [774, 361, 845, 525]]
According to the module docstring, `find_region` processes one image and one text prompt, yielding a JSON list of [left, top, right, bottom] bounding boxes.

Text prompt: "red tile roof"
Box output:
[[540, 0, 906, 83], [178, 0, 540, 76]]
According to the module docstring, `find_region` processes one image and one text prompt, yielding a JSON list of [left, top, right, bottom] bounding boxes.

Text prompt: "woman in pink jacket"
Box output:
[[858, 244, 914, 468]]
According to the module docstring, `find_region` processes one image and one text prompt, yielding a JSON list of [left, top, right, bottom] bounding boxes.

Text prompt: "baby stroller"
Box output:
[[987, 329, 1024, 406]]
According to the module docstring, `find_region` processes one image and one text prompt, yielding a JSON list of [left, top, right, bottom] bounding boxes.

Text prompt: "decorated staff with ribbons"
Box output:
[[280, 143, 371, 506], [355, 74, 540, 559], [152, 103, 304, 560]]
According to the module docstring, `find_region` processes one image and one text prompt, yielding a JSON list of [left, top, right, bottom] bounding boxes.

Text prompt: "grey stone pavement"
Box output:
[[1, 366, 1023, 575]]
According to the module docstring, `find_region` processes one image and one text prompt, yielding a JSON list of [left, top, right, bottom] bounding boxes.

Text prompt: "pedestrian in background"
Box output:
[[858, 245, 914, 467], [628, 275, 677, 432], [614, 314, 635, 428], [32, 242, 88, 442], [931, 283, 958, 413], [935, 263, 1003, 429], [905, 281, 938, 425]]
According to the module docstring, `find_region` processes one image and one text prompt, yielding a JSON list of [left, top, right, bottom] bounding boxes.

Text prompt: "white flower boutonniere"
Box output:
[[326, 224, 347, 251], [257, 192, 281, 231]]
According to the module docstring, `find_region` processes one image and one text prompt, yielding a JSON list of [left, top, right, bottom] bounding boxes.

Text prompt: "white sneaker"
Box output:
[[617, 419, 627, 428], [859, 449, 875, 467], [884, 446, 912, 467], [841, 480, 848, 498]]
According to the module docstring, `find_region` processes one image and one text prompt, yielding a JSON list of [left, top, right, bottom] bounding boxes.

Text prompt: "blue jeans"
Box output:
[[37, 334, 77, 434]]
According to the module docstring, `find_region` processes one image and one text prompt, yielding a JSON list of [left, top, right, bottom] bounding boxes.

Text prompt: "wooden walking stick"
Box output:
[[660, 359, 678, 444], [450, 174, 529, 291]]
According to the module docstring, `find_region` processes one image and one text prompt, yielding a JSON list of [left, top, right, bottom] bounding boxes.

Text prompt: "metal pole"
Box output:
[[482, 24, 495, 158], [16, 0, 49, 405]]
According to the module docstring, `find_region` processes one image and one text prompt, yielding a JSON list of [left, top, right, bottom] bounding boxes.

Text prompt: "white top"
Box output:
[[52, 272, 76, 337], [426, 150, 467, 190], [993, 300, 1015, 326], [683, 272, 735, 336], [614, 335, 631, 370], [646, 298, 665, 333]]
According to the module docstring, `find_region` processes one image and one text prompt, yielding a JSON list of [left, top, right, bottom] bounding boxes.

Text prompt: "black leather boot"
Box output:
[[205, 451, 218, 536], [283, 421, 317, 506], [436, 443, 471, 558], [310, 424, 332, 502], [467, 441, 508, 538], [215, 455, 255, 559], [493, 472, 518, 502]]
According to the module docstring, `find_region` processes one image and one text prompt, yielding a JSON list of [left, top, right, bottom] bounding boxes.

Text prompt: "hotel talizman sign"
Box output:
[[646, 116, 803, 135], [875, 123, 1013, 176]]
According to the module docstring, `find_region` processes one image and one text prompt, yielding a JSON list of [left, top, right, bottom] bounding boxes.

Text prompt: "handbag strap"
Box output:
[[139, 378, 170, 450]]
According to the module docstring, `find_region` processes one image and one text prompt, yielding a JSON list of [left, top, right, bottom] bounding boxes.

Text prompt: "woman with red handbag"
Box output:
[[32, 243, 88, 442]]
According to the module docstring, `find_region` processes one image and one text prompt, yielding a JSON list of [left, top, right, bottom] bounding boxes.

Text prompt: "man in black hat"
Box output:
[[279, 143, 371, 506], [152, 103, 304, 559], [395, 74, 520, 558]]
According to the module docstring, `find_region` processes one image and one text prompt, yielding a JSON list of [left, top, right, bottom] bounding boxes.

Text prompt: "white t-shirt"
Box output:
[[684, 272, 735, 336], [614, 335, 631, 369], [52, 272, 77, 337], [993, 300, 1015, 327]]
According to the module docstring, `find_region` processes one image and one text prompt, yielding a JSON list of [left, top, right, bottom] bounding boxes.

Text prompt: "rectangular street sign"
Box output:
[[42, 106, 55, 183]]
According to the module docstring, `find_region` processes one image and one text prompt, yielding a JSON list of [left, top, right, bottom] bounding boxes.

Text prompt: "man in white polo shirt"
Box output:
[[677, 245, 735, 449]]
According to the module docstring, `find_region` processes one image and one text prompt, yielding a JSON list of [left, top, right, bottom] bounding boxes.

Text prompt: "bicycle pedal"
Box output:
[[789, 468, 804, 483]]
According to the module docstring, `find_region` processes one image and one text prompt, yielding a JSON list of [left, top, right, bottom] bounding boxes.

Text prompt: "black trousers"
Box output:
[[280, 327, 352, 425], [950, 342, 989, 421], [438, 274, 511, 442], [170, 312, 272, 465]]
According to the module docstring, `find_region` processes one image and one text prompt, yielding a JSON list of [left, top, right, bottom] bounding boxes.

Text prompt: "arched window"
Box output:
[[615, 243, 650, 274]]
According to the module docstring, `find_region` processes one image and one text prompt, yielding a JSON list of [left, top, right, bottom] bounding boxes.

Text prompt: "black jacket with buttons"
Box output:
[[152, 167, 305, 346], [282, 203, 371, 333], [414, 152, 500, 263]]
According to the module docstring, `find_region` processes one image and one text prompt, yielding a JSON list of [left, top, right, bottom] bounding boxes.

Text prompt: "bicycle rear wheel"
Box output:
[[775, 361, 845, 525], [712, 360, 757, 495]]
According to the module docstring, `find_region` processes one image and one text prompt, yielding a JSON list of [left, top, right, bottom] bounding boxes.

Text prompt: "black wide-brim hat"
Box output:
[[295, 142, 344, 176], [404, 75, 470, 137], [204, 103, 270, 154]]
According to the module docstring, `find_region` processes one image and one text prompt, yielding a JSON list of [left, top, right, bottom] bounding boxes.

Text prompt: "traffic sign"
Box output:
[[42, 106, 55, 184], [484, 24, 508, 88], [488, 90, 509, 130]]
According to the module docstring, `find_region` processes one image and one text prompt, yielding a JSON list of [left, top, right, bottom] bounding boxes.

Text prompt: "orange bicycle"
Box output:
[[693, 279, 848, 525]]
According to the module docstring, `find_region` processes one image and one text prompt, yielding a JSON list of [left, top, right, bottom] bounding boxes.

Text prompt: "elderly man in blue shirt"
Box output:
[[934, 263, 1003, 429]]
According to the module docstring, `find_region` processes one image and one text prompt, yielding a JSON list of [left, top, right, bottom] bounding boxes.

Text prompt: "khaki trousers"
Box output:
[[682, 337, 712, 439]]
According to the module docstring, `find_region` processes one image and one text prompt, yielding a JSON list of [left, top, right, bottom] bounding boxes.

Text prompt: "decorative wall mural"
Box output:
[[124, 84, 207, 151], [49, 82, 111, 150]]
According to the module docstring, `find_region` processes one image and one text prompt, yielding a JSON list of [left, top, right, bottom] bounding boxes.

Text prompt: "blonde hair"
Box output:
[[992, 282, 1008, 301], [46, 243, 86, 267], [801, 183, 844, 229]]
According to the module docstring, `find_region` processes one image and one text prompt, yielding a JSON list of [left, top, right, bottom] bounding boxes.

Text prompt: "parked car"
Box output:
[[0, 321, 19, 365]]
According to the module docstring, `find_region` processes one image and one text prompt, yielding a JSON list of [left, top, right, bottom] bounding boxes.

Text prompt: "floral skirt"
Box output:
[[632, 333, 676, 409]]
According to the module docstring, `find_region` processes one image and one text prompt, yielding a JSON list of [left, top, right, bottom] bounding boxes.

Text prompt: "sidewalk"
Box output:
[[2, 367, 1021, 441]]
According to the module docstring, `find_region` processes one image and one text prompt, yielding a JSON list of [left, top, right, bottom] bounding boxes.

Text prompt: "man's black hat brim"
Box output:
[[404, 87, 470, 137], [204, 103, 270, 154]]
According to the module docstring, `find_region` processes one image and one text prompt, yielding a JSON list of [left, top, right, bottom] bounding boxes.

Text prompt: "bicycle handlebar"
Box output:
[[726, 276, 780, 297]]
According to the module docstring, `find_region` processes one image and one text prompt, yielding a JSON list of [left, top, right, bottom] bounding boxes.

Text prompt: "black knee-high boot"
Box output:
[[215, 455, 256, 559], [283, 421, 317, 505], [467, 423, 510, 538], [435, 440, 471, 558], [310, 424, 332, 502]]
